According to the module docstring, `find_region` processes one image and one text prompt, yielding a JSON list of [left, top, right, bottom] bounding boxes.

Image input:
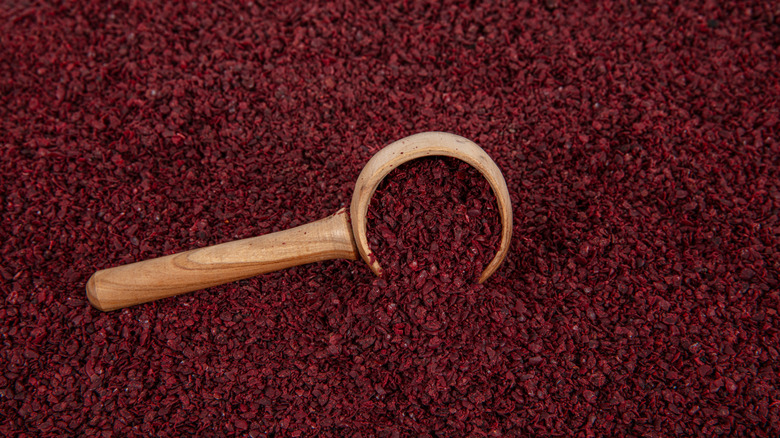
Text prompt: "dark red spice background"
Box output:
[[1, 1, 779, 436]]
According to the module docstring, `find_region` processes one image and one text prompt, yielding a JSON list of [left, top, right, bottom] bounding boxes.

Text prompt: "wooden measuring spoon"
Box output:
[[86, 132, 513, 311]]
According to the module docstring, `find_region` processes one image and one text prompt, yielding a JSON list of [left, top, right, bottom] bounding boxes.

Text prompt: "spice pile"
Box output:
[[367, 156, 500, 286], [1, 0, 778, 436]]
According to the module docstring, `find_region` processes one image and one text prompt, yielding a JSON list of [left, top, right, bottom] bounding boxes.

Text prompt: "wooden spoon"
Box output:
[[86, 132, 513, 311]]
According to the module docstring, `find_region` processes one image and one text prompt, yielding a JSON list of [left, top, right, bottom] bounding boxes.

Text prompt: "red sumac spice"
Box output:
[[367, 156, 500, 286], [2, 0, 778, 436]]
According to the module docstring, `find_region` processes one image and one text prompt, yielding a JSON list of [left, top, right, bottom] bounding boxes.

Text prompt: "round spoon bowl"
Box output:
[[351, 132, 513, 283]]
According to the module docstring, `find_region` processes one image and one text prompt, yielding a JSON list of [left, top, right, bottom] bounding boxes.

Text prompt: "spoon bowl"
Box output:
[[350, 132, 512, 283]]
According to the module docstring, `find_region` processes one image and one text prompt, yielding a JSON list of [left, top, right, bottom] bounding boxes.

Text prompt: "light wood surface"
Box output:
[[87, 132, 513, 311], [86, 209, 357, 311], [350, 132, 513, 283]]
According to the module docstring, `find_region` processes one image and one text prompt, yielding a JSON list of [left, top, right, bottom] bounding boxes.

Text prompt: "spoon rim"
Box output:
[[350, 131, 513, 283]]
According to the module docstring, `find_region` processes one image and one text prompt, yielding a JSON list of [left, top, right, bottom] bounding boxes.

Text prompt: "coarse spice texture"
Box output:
[[367, 156, 501, 286], [1, 0, 779, 436]]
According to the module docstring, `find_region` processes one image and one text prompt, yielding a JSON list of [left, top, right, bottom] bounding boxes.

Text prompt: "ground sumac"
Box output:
[[367, 156, 500, 286], [1, 0, 778, 436]]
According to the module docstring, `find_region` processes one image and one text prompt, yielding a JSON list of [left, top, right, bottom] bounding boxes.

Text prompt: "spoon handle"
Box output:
[[86, 209, 357, 311]]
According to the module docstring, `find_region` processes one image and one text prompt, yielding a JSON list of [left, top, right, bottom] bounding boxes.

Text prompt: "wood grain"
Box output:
[[87, 209, 357, 311]]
